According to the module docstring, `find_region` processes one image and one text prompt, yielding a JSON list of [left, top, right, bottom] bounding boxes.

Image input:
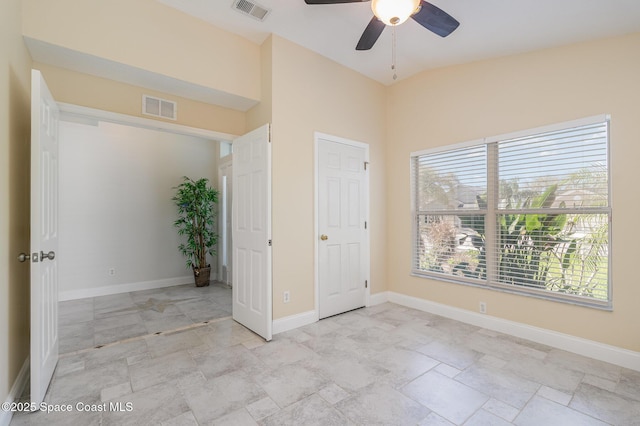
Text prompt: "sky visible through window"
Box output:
[[498, 124, 608, 192], [418, 123, 607, 197]]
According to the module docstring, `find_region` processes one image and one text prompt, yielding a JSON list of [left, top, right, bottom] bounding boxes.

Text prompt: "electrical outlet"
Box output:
[[108, 268, 116, 276], [479, 302, 487, 314], [283, 291, 290, 303]]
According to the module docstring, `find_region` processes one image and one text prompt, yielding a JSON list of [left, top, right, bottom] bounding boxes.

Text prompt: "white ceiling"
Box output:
[[157, 0, 640, 85]]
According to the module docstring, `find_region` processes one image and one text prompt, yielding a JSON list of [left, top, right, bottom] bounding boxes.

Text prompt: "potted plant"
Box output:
[[172, 176, 219, 287]]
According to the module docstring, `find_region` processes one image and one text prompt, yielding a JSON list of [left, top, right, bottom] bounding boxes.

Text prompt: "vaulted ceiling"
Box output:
[[157, 0, 640, 85], [25, 1, 640, 111]]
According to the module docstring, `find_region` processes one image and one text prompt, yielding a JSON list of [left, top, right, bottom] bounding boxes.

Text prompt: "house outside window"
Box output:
[[411, 115, 611, 309]]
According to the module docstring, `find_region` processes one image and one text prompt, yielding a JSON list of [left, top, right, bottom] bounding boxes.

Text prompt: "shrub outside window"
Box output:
[[411, 115, 611, 308]]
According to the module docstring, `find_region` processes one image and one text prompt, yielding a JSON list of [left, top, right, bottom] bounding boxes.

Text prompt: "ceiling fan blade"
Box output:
[[356, 17, 386, 50], [411, 0, 459, 37], [304, 0, 369, 4]]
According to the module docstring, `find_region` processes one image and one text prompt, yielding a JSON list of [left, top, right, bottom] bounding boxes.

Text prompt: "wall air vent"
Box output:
[[232, 0, 271, 22], [142, 95, 177, 121]]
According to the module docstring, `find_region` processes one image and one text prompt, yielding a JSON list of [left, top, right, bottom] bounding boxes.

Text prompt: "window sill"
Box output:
[[410, 271, 613, 312]]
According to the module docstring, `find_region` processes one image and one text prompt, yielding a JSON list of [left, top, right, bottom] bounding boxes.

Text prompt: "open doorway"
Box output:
[[56, 105, 236, 353]]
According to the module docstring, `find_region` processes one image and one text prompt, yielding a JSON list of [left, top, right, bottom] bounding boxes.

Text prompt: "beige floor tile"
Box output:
[[455, 361, 540, 409], [47, 359, 130, 404], [504, 355, 584, 393], [144, 330, 206, 358], [516, 395, 608, 426], [16, 286, 640, 426], [260, 394, 349, 426], [317, 383, 350, 405], [194, 343, 265, 380], [254, 362, 329, 408], [335, 383, 431, 425], [402, 370, 489, 424], [211, 408, 258, 425], [302, 353, 390, 392], [537, 385, 573, 406], [245, 396, 280, 420], [569, 382, 640, 425], [101, 382, 191, 426], [482, 398, 520, 422], [252, 338, 317, 369], [129, 350, 198, 392], [416, 339, 482, 370], [181, 371, 266, 424], [465, 409, 513, 426], [161, 411, 199, 426]]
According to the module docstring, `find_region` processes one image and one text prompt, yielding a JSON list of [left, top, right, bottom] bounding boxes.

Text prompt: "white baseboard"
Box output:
[[59, 276, 193, 301], [272, 310, 318, 335], [388, 291, 640, 372], [1, 357, 30, 426], [273, 292, 390, 334], [368, 291, 390, 306]]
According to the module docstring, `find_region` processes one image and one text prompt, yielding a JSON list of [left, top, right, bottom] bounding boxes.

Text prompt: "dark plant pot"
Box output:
[[193, 266, 211, 287]]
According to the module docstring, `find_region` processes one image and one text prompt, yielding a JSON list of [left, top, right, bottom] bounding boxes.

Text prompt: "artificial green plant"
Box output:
[[172, 176, 219, 271]]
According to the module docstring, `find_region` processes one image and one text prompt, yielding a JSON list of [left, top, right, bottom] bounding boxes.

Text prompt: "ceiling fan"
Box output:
[[304, 0, 460, 50]]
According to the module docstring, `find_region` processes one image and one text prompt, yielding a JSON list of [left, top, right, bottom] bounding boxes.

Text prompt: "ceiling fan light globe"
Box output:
[[371, 0, 420, 26]]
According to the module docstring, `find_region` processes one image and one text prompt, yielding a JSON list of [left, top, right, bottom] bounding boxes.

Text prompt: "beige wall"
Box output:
[[22, 0, 261, 104], [1, 0, 32, 405], [266, 36, 387, 319], [247, 36, 273, 130], [34, 63, 245, 136], [387, 33, 640, 351]]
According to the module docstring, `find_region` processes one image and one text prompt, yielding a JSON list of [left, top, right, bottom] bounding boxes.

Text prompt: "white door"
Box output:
[[317, 135, 369, 319], [30, 70, 59, 405], [232, 124, 272, 341], [218, 155, 233, 286]]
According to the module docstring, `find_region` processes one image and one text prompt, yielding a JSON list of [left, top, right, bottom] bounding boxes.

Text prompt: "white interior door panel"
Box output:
[[232, 124, 272, 341]]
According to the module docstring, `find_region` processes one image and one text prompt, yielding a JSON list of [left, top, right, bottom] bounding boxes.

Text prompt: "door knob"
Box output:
[[320, 234, 328, 241], [18, 253, 30, 262], [40, 251, 55, 261]]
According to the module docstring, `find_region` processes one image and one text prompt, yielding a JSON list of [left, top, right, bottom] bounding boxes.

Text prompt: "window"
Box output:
[[411, 116, 611, 308]]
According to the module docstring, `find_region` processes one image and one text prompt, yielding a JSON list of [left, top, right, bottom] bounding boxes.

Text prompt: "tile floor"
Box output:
[[11, 302, 640, 425], [58, 282, 232, 353]]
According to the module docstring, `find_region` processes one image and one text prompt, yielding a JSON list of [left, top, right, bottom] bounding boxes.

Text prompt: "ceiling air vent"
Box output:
[[142, 95, 177, 121], [232, 0, 271, 22]]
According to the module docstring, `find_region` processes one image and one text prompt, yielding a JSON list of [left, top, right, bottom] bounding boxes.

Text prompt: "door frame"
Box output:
[[217, 154, 233, 286], [56, 103, 237, 287], [314, 132, 371, 319], [55, 106, 273, 340]]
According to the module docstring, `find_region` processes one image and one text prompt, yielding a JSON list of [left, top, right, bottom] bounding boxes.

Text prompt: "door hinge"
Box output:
[[364, 221, 367, 230], [365, 280, 368, 288], [364, 161, 369, 171], [268, 239, 272, 246]]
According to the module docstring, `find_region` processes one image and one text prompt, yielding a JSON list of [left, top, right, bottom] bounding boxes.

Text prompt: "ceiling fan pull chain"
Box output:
[[391, 26, 397, 80]]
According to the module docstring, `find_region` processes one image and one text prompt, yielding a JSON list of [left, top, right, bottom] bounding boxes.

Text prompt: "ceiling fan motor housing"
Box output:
[[371, 0, 421, 26]]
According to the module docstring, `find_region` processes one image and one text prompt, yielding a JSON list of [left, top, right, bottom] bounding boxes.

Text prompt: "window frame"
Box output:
[[410, 115, 612, 310]]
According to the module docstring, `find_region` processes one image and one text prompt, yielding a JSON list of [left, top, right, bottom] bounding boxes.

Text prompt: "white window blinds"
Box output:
[[412, 144, 488, 280], [411, 116, 611, 308]]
